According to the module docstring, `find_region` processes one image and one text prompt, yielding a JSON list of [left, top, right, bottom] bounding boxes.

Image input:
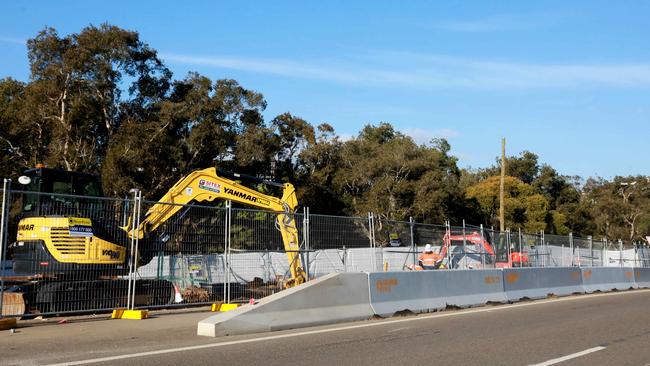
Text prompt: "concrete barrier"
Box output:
[[368, 270, 506, 317], [582, 267, 636, 293], [503, 267, 584, 301], [197, 266, 643, 337], [197, 272, 374, 337], [634, 267, 650, 288]]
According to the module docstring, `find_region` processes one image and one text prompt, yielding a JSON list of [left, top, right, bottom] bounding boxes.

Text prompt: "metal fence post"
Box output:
[[518, 228, 523, 267], [377, 216, 384, 272], [127, 189, 141, 311], [368, 212, 380, 272], [461, 220, 467, 269], [0, 179, 12, 318], [367, 212, 372, 272], [225, 200, 232, 303], [540, 230, 545, 267], [502, 228, 512, 265], [303, 206, 310, 281], [544, 231, 548, 267], [442, 220, 454, 269], [476, 222, 480, 268], [569, 233, 574, 267], [589, 236, 593, 267], [619, 239, 623, 267], [368, 213, 374, 249], [409, 217, 416, 268], [132, 190, 142, 310]]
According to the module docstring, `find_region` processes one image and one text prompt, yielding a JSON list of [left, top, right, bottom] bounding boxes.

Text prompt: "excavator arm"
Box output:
[[125, 167, 305, 287]]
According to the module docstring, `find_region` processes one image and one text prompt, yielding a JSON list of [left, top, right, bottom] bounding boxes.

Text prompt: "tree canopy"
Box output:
[[1, 24, 648, 242]]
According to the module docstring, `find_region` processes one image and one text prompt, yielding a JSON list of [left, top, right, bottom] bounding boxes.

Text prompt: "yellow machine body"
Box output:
[[16, 216, 126, 264]]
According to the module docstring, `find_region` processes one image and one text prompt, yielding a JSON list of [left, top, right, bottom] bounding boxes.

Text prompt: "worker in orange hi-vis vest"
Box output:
[[418, 244, 444, 270]]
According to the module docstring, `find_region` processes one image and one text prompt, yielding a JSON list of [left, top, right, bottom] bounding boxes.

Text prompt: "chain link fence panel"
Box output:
[[637, 243, 650, 267], [308, 214, 374, 273], [2, 189, 136, 316], [133, 199, 227, 309], [3, 181, 650, 318]]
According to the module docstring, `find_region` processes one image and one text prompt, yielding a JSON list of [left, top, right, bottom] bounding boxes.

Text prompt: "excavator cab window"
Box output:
[[21, 175, 41, 213], [19, 168, 103, 217]]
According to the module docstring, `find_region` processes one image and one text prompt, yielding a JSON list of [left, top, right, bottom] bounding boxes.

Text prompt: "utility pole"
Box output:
[[499, 138, 506, 232]]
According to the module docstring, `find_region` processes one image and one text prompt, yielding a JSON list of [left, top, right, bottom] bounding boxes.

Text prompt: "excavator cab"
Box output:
[[17, 167, 104, 217]]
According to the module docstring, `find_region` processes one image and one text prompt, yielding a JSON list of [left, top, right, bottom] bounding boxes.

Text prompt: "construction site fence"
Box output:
[[1, 182, 649, 318]]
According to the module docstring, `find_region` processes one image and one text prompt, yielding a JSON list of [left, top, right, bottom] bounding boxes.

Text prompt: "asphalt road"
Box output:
[[3, 290, 650, 366]]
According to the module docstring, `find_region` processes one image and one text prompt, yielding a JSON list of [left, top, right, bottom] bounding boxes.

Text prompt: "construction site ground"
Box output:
[[2, 307, 216, 365], [2, 290, 650, 365]]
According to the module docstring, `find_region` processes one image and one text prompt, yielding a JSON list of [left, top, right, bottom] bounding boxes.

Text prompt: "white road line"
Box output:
[[529, 346, 606, 366], [43, 290, 646, 366], [387, 326, 410, 333]]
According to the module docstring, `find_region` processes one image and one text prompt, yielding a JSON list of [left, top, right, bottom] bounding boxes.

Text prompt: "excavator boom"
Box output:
[[126, 167, 305, 286]]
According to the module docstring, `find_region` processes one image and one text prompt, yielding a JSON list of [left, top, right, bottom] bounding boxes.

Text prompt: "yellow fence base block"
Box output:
[[211, 303, 240, 312], [111, 309, 149, 320], [220, 303, 239, 312], [0, 317, 17, 331]]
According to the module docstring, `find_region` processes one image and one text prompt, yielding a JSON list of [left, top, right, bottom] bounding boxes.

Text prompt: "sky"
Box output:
[[1, 1, 649, 179]]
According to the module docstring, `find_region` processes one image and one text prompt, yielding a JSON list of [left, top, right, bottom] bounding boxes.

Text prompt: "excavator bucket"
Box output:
[[2, 292, 25, 317]]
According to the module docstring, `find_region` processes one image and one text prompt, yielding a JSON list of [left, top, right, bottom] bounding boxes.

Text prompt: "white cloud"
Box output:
[[161, 51, 650, 90], [429, 14, 554, 33], [161, 54, 365, 84], [402, 127, 461, 145], [0, 36, 26, 45]]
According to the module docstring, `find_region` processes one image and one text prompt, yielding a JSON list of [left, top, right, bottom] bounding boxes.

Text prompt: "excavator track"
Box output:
[[2, 278, 174, 316]]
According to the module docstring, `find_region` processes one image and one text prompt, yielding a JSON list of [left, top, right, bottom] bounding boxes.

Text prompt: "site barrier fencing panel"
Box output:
[[447, 223, 486, 269], [308, 213, 374, 274], [410, 222, 447, 268], [2, 180, 650, 318], [545, 234, 575, 267], [516, 231, 542, 267], [592, 238, 606, 267], [573, 236, 593, 267], [622, 241, 640, 267], [133, 198, 228, 309], [1, 186, 138, 317], [374, 217, 414, 271], [227, 207, 305, 303], [637, 243, 650, 268], [485, 228, 509, 267]]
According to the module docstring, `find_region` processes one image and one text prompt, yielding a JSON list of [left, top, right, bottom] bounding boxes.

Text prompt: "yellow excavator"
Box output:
[[3, 166, 305, 315], [125, 167, 305, 285]]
